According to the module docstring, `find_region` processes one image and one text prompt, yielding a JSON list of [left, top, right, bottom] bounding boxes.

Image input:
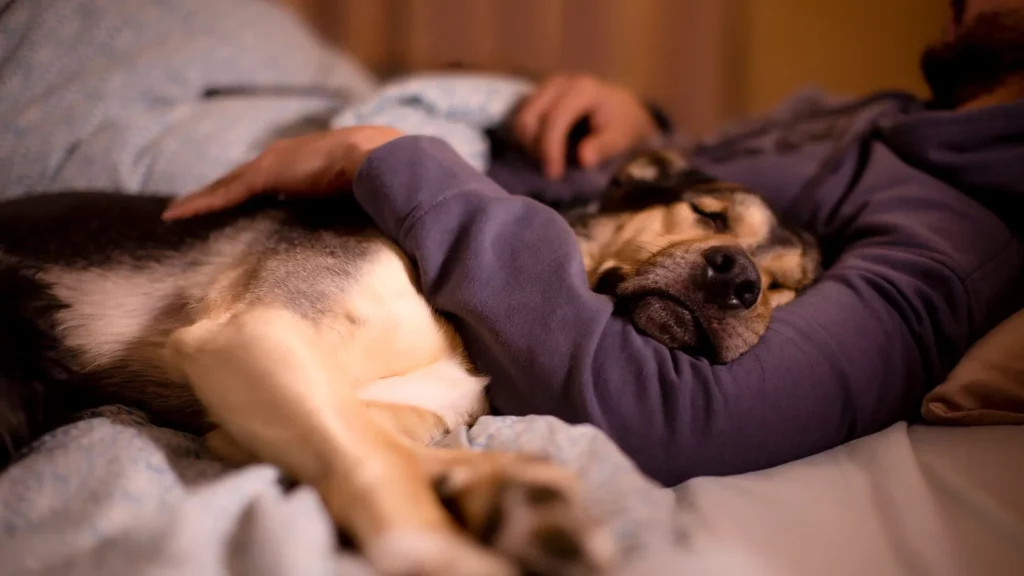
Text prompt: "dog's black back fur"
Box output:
[[0, 191, 371, 267], [0, 191, 374, 468], [0, 260, 74, 468]]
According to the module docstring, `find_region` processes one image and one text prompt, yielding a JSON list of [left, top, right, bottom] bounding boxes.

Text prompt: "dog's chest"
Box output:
[[323, 240, 489, 429], [320, 240, 462, 382]]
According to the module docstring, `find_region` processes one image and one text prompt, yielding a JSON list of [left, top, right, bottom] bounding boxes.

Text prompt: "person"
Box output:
[[0, 0, 1013, 489], [160, 0, 1024, 486]]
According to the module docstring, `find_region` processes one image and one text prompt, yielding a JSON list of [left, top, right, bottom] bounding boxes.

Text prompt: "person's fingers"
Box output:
[[537, 80, 598, 179], [513, 76, 571, 153], [578, 92, 658, 168], [162, 186, 246, 220], [576, 136, 601, 169], [162, 163, 262, 220], [576, 127, 631, 168]]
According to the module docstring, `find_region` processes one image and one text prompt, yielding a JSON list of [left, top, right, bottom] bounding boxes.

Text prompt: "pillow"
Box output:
[[922, 307, 1024, 425]]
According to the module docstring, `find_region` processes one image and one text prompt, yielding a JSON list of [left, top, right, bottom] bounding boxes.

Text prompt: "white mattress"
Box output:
[[662, 423, 1024, 576]]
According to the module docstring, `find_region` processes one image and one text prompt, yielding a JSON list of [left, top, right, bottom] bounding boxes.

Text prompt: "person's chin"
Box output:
[[919, 9, 1024, 110]]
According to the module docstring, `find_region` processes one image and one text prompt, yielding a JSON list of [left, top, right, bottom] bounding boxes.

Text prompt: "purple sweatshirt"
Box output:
[[353, 93, 1024, 486]]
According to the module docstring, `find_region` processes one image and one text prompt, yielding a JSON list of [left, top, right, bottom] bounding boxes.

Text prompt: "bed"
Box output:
[[2, 1, 1022, 574], [2, 408, 1022, 576]]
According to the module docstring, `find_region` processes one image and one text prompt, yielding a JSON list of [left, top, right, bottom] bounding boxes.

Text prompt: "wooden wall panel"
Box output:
[[280, 0, 948, 135], [291, 0, 740, 137], [742, 0, 948, 114]]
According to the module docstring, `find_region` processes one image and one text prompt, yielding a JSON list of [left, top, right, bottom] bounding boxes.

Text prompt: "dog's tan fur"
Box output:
[[3, 151, 818, 575]]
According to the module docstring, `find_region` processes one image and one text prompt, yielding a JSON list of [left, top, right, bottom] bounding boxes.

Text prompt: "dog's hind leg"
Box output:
[[166, 305, 515, 576]]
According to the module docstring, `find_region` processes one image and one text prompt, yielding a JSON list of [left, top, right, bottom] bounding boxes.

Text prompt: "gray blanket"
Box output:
[[0, 0, 684, 573], [0, 408, 678, 576]]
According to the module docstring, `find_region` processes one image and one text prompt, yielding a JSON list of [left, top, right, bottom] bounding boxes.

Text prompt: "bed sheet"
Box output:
[[673, 423, 1024, 576], [0, 407, 676, 576], [2, 407, 1022, 576], [0, 0, 529, 200]]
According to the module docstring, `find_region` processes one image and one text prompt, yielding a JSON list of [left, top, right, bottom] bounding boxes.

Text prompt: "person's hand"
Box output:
[[512, 74, 659, 180], [161, 126, 405, 220]]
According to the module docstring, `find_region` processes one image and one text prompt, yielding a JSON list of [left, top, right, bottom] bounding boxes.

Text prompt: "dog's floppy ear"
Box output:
[[612, 149, 690, 188], [601, 149, 719, 213], [612, 149, 720, 192]]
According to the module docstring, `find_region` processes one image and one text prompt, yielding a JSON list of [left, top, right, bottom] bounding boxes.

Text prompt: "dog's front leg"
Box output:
[[202, 401, 449, 466], [165, 306, 514, 576], [332, 398, 618, 576]]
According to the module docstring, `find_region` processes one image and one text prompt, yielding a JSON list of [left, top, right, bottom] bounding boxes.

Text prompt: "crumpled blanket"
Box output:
[[0, 0, 529, 199], [0, 407, 679, 576], [0, 0, 380, 199], [332, 72, 534, 172]]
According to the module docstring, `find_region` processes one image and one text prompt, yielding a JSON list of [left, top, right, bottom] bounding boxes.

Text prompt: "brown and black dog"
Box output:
[[0, 150, 818, 576]]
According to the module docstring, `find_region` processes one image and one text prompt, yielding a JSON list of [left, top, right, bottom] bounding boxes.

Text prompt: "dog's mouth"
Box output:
[[617, 291, 716, 358]]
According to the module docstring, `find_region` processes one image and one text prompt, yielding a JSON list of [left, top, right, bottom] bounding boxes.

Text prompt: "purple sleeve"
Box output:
[[353, 135, 1022, 486]]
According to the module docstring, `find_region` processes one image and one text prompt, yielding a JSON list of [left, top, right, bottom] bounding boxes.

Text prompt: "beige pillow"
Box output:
[[923, 308, 1024, 425]]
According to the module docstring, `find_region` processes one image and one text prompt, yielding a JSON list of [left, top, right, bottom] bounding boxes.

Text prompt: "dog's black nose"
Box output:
[[702, 246, 761, 310]]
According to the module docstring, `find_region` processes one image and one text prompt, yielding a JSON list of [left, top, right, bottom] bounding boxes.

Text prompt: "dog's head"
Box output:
[[579, 150, 820, 362]]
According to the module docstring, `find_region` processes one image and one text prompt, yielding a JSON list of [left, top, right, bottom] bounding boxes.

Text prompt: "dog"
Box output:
[[0, 149, 818, 576]]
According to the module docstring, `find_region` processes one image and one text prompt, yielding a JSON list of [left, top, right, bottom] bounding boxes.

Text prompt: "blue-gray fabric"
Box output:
[[0, 407, 676, 576], [0, 0, 378, 197], [0, 0, 532, 197], [331, 72, 534, 171]]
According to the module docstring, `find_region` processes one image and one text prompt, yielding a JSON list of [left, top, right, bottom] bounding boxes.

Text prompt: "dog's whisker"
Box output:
[[633, 241, 672, 257]]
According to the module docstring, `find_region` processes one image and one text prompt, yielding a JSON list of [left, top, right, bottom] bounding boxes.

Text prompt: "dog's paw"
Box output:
[[434, 454, 616, 576], [365, 529, 517, 576]]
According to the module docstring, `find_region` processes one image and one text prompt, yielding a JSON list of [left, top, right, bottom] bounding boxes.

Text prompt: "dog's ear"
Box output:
[[600, 148, 721, 213], [612, 149, 721, 194], [612, 149, 690, 188]]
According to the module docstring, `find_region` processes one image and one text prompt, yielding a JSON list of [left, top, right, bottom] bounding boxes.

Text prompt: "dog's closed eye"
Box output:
[[690, 203, 729, 232]]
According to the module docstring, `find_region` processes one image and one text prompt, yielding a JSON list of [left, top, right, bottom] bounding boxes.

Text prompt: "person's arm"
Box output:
[[355, 135, 1021, 486]]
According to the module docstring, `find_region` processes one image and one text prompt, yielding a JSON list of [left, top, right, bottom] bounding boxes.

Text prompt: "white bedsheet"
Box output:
[[1, 405, 1020, 576], [667, 423, 1024, 576]]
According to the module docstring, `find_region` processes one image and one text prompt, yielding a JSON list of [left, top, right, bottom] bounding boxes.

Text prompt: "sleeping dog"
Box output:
[[0, 150, 818, 576]]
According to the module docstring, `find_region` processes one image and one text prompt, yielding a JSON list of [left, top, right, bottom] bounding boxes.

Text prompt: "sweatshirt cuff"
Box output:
[[353, 134, 505, 241]]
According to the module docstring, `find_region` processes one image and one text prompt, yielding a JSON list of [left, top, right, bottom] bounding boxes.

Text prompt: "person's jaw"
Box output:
[[958, 74, 1024, 110], [921, 8, 1024, 109]]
